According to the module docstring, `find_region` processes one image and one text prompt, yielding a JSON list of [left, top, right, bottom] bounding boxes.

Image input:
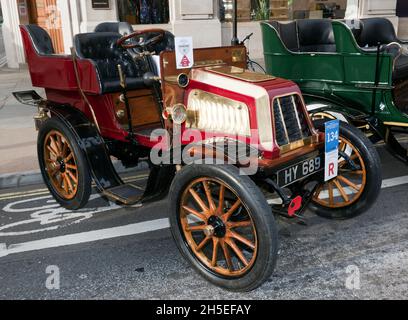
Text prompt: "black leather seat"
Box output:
[[25, 24, 55, 55], [358, 18, 399, 48], [297, 19, 336, 53], [74, 32, 146, 94], [343, 18, 408, 81], [94, 22, 175, 54], [265, 19, 336, 53]]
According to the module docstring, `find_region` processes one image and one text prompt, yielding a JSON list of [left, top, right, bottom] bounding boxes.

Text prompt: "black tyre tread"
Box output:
[[37, 117, 92, 210], [169, 164, 278, 292], [310, 120, 382, 219]]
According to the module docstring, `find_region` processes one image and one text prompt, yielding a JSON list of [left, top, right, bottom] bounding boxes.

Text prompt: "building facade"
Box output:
[[0, 0, 406, 69]]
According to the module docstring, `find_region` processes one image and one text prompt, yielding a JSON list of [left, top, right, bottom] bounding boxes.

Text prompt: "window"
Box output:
[[117, 0, 170, 25], [219, 0, 346, 22]]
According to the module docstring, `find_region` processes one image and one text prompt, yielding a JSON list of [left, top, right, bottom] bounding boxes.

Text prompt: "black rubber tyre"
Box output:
[[310, 120, 382, 219], [169, 164, 278, 292], [38, 117, 92, 210]]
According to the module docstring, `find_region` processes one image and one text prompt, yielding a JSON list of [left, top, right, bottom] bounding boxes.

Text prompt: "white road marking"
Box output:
[[0, 174, 149, 201], [0, 219, 169, 258], [0, 175, 407, 258]]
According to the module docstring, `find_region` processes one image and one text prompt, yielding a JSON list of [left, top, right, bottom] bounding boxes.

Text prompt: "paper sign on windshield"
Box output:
[[175, 37, 194, 69]]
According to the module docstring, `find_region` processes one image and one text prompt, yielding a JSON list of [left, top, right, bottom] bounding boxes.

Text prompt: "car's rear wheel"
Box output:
[[38, 117, 92, 210], [169, 164, 278, 292], [310, 120, 382, 219]]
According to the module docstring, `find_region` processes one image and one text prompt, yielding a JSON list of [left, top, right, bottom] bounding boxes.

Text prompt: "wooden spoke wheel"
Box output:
[[169, 165, 278, 292], [44, 130, 79, 200], [313, 137, 366, 209], [180, 178, 258, 277], [38, 118, 92, 210], [311, 120, 382, 219]]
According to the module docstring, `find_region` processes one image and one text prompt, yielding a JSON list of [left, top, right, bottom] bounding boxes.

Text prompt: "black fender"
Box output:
[[304, 94, 408, 162], [304, 94, 368, 122]]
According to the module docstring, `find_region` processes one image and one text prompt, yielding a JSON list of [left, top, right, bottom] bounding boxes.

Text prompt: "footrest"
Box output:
[[13, 90, 44, 106], [102, 184, 144, 205]]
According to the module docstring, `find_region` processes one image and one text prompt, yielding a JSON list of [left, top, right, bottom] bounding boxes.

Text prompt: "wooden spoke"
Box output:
[[185, 224, 206, 232], [49, 167, 60, 177], [47, 145, 58, 158], [218, 184, 225, 215], [222, 199, 242, 222], [203, 181, 216, 211], [182, 205, 207, 222], [65, 153, 74, 163], [333, 179, 350, 202], [62, 174, 69, 193], [225, 238, 249, 267], [65, 164, 77, 171], [64, 173, 74, 192], [328, 181, 334, 206], [337, 175, 360, 191], [229, 231, 255, 250], [314, 184, 324, 198], [50, 136, 61, 155], [220, 240, 233, 271], [196, 236, 211, 251], [211, 238, 219, 267], [56, 134, 63, 155], [227, 221, 252, 228], [340, 169, 364, 176], [66, 170, 78, 184], [189, 188, 209, 213], [61, 139, 68, 158]]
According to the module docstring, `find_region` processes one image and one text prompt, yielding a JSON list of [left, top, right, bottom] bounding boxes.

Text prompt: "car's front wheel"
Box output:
[[169, 164, 278, 292]]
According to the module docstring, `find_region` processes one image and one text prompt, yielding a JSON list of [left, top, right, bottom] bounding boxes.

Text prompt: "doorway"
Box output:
[[26, 0, 64, 53]]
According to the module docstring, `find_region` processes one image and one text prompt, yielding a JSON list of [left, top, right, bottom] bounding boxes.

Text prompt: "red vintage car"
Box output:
[[13, 22, 381, 291]]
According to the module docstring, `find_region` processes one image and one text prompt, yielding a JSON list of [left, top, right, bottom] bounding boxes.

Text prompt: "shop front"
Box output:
[[0, 0, 404, 68]]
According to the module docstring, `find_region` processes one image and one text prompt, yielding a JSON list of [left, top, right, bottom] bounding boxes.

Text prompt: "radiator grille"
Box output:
[[273, 95, 311, 147]]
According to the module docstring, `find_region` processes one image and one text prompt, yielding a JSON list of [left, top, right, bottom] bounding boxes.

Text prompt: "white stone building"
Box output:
[[0, 0, 406, 69]]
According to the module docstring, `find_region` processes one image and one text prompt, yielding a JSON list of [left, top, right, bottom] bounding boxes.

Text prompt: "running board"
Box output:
[[102, 184, 144, 205]]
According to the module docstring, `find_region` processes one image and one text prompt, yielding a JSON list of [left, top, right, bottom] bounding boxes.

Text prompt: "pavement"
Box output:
[[0, 143, 407, 299], [0, 26, 6, 67], [0, 67, 144, 188]]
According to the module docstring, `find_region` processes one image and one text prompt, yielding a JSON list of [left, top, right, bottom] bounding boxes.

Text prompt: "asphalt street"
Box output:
[[0, 142, 407, 300]]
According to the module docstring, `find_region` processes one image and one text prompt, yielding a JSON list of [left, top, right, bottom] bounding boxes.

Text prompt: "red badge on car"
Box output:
[[288, 196, 303, 217]]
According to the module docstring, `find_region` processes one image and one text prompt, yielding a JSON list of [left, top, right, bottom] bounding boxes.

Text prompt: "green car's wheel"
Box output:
[[169, 164, 278, 292], [310, 120, 382, 219]]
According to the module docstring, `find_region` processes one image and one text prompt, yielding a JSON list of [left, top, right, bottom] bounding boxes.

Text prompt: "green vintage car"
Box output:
[[261, 17, 408, 161]]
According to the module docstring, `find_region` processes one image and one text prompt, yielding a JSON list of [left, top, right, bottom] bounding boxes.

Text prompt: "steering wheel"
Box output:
[[117, 29, 166, 50]]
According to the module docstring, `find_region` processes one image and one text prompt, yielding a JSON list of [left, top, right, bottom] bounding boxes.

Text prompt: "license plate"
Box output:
[[277, 154, 324, 187]]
